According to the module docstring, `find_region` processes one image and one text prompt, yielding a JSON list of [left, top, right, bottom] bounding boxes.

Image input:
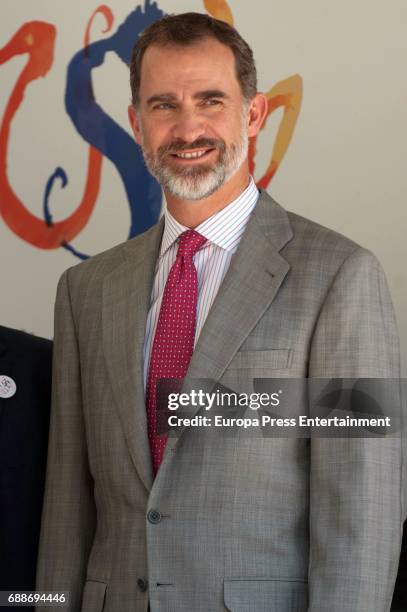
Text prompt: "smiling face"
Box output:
[[128, 37, 256, 202]]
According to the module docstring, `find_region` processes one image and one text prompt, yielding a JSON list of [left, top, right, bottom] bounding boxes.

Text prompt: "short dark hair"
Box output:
[[130, 12, 257, 106]]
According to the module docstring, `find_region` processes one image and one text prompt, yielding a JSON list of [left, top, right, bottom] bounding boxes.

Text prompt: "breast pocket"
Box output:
[[81, 580, 107, 612], [224, 577, 307, 611], [221, 349, 293, 389], [227, 349, 292, 371]]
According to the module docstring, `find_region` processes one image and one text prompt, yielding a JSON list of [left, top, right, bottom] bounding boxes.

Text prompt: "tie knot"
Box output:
[[177, 230, 207, 259]]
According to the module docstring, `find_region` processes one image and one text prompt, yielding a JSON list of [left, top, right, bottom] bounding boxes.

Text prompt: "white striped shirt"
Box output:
[[143, 176, 260, 389]]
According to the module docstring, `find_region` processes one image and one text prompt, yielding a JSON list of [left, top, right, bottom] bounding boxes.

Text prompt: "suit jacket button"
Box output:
[[147, 509, 162, 524], [137, 577, 148, 592]]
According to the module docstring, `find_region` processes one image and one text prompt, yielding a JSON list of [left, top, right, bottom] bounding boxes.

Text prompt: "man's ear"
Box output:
[[128, 105, 142, 145], [247, 93, 268, 138]]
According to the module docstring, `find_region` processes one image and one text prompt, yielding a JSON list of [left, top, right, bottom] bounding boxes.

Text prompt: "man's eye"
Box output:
[[153, 103, 174, 110], [203, 99, 221, 106]]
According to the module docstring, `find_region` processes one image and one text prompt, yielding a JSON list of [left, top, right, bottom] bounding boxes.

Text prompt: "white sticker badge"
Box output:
[[0, 375, 17, 399]]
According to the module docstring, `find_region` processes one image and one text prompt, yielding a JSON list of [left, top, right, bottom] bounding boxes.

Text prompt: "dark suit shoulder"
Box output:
[[0, 326, 52, 357], [0, 326, 52, 400]]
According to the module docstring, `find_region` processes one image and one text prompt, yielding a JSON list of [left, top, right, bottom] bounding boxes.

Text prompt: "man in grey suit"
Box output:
[[36, 12, 403, 612]]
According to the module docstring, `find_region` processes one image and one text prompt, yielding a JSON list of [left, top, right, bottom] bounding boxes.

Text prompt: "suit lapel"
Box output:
[[165, 190, 293, 452], [102, 219, 164, 492]]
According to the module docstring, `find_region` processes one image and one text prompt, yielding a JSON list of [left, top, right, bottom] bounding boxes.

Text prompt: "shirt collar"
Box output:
[[160, 176, 259, 257]]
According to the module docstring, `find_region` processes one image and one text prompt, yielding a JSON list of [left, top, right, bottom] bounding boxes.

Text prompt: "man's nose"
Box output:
[[170, 110, 206, 145]]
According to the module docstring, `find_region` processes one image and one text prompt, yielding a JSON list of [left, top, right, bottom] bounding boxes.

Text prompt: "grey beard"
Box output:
[[140, 125, 249, 201]]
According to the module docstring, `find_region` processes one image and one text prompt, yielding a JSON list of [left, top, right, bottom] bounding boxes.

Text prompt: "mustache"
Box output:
[[158, 138, 225, 156]]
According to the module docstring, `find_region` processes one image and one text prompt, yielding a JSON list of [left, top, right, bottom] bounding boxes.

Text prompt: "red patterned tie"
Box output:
[[146, 229, 207, 474]]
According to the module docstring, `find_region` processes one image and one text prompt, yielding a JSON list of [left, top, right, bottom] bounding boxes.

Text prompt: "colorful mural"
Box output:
[[0, 0, 302, 260]]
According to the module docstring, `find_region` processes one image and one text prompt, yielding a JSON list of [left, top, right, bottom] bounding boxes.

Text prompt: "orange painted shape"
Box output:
[[250, 74, 303, 189], [0, 20, 103, 249], [84, 5, 114, 50], [204, 0, 234, 25], [0, 148, 102, 249]]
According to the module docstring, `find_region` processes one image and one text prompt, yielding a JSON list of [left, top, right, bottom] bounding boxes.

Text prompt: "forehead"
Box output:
[[139, 37, 240, 99]]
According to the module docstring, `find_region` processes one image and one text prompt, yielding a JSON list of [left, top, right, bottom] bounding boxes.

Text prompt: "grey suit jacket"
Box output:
[[36, 190, 403, 612]]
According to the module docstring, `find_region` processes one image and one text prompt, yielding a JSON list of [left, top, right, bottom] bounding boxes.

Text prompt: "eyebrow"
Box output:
[[146, 90, 229, 106]]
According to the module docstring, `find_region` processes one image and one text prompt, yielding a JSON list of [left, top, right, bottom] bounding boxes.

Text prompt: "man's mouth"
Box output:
[[170, 148, 215, 160]]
